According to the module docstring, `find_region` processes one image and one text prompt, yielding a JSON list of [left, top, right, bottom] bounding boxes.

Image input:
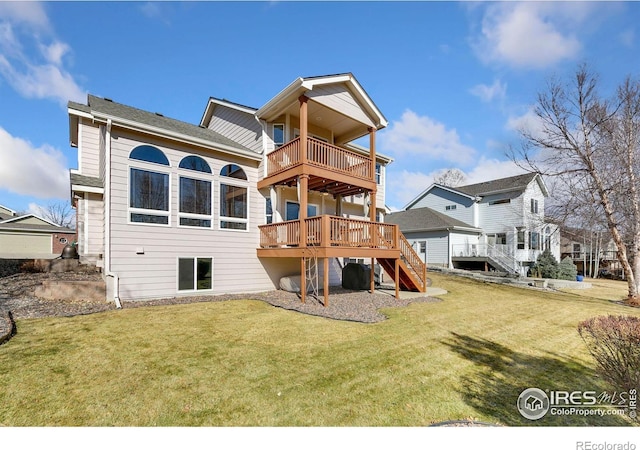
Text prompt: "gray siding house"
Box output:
[[68, 74, 397, 302], [388, 173, 560, 275]]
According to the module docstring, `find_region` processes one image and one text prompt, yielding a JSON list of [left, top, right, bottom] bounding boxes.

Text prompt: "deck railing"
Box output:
[[398, 234, 427, 287], [266, 137, 372, 181], [259, 215, 396, 249]]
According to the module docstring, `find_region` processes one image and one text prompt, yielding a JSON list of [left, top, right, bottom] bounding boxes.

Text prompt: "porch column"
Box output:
[[370, 257, 375, 294], [335, 194, 343, 217], [299, 95, 308, 164], [369, 127, 377, 222], [395, 258, 400, 300], [324, 257, 329, 307]]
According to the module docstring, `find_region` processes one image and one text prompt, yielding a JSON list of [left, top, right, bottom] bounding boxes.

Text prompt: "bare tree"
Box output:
[[39, 201, 76, 229], [511, 64, 640, 305], [433, 168, 467, 187]]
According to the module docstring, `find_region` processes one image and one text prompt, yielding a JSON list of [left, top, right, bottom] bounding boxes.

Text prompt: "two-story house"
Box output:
[[386, 173, 560, 276], [68, 73, 426, 306]]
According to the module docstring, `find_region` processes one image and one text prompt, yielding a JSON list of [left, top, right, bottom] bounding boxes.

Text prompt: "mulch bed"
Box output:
[[0, 272, 443, 331]]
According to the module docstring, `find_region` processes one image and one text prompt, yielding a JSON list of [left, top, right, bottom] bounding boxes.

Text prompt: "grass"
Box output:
[[560, 277, 629, 302], [0, 272, 639, 426]]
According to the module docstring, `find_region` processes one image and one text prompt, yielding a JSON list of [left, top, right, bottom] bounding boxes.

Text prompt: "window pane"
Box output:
[[129, 145, 169, 165], [274, 124, 284, 146], [130, 168, 169, 211], [220, 164, 247, 180], [197, 258, 212, 290], [180, 217, 211, 227], [179, 155, 211, 173], [266, 198, 273, 224], [131, 213, 169, 224], [178, 258, 194, 291], [180, 177, 211, 215], [221, 221, 247, 230], [286, 202, 300, 221], [220, 184, 247, 219]]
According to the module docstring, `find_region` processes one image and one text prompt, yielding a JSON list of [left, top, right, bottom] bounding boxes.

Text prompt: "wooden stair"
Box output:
[[378, 233, 427, 293]]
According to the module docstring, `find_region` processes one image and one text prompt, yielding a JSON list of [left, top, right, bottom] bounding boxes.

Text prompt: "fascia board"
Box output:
[[92, 113, 263, 162], [71, 185, 104, 195]]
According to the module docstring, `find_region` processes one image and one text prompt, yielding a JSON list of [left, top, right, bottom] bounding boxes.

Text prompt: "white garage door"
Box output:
[[0, 232, 52, 255]]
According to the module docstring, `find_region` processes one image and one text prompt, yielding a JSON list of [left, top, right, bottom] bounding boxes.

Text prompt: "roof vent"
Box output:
[[155, 112, 164, 117], [104, 98, 113, 102]]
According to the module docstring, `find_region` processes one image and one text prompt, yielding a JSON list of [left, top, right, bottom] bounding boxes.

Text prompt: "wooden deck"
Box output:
[[257, 137, 376, 196]]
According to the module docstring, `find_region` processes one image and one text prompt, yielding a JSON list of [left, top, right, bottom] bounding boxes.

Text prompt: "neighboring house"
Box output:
[[0, 208, 76, 258], [386, 173, 560, 275], [560, 227, 618, 277], [68, 73, 426, 304]]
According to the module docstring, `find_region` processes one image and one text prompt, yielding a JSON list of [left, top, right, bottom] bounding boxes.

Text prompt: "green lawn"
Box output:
[[0, 272, 638, 426]]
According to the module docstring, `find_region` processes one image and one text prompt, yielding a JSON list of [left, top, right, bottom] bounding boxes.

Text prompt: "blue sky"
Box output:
[[0, 1, 639, 217]]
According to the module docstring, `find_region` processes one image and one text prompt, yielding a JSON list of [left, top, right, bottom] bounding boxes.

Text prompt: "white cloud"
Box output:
[[0, 127, 69, 199], [619, 29, 635, 48], [506, 107, 546, 140], [473, 3, 588, 69], [470, 79, 507, 103], [0, 3, 85, 106], [386, 158, 527, 210], [0, 2, 50, 29], [379, 110, 476, 165]]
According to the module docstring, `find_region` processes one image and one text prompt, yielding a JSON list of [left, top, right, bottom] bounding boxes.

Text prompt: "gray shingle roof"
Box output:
[[0, 222, 75, 233], [455, 173, 539, 196], [385, 207, 480, 233], [69, 95, 257, 155], [70, 173, 103, 189]]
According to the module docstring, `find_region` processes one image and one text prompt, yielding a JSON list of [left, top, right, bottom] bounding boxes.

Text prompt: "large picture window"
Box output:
[[285, 201, 318, 220], [179, 155, 212, 228], [129, 168, 170, 224], [129, 145, 170, 225], [220, 164, 248, 230], [178, 257, 212, 292]]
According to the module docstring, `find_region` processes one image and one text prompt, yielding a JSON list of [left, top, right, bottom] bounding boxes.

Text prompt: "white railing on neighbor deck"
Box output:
[[451, 243, 522, 274]]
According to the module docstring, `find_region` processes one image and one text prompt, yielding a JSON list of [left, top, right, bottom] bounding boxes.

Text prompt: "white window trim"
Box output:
[[176, 256, 214, 293], [127, 163, 172, 227], [218, 178, 250, 232], [178, 173, 213, 229], [273, 123, 285, 148]]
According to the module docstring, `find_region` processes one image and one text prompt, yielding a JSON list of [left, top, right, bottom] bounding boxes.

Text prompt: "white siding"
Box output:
[[477, 194, 524, 233], [207, 105, 263, 154], [404, 230, 450, 268], [107, 130, 275, 300], [79, 120, 101, 177], [306, 84, 375, 128], [86, 193, 104, 256], [410, 186, 476, 226]]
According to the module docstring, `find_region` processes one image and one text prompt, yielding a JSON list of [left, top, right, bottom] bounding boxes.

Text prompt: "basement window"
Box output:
[[178, 257, 212, 292]]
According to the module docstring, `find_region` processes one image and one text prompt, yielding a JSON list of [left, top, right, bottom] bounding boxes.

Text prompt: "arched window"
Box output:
[[220, 164, 248, 230], [129, 145, 170, 165], [128, 145, 170, 225], [178, 155, 212, 228], [220, 164, 247, 180], [179, 155, 211, 173]]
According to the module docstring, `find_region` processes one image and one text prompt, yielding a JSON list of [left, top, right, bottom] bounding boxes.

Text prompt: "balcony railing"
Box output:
[[266, 137, 372, 181], [259, 215, 396, 249]]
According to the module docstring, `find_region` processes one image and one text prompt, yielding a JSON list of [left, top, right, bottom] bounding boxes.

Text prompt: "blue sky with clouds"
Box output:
[[0, 1, 639, 217]]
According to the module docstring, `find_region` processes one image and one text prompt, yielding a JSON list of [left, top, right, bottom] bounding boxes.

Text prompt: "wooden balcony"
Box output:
[[257, 137, 376, 197], [258, 215, 399, 259]]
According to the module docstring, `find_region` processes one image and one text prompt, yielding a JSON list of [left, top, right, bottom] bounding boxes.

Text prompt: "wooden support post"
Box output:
[[324, 257, 329, 307], [370, 257, 375, 294], [369, 127, 377, 222], [395, 258, 400, 300], [301, 256, 306, 304], [299, 95, 308, 164], [299, 174, 309, 247]]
